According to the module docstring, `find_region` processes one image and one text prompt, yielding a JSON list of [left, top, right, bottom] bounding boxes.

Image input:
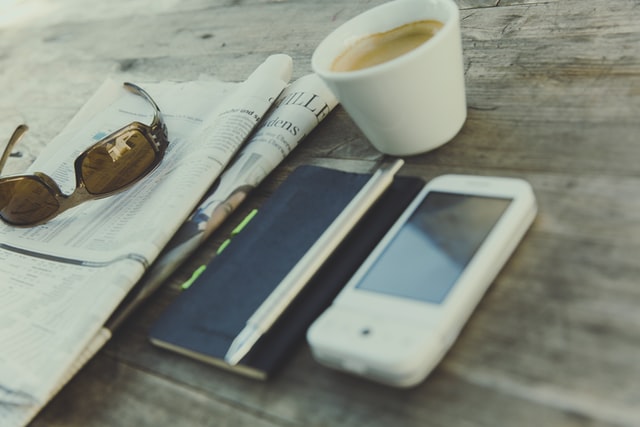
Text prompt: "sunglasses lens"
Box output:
[[0, 177, 60, 226], [81, 128, 158, 194]]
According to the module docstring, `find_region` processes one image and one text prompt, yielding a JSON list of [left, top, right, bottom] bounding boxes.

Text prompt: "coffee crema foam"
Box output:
[[331, 19, 444, 72]]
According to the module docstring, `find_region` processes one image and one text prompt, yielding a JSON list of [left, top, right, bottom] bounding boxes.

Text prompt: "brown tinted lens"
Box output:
[[81, 128, 157, 194], [0, 177, 60, 225]]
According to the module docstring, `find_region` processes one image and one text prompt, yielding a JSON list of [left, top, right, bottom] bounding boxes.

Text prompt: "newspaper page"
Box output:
[[0, 55, 291, 426]]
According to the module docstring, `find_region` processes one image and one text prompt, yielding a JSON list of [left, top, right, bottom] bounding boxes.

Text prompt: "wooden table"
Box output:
[[2, 0, 639, 425]]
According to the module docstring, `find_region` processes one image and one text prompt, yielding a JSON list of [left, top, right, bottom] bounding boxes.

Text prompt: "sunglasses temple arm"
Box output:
[[0, 124, 28, 173], [122, 82, 167, 136]]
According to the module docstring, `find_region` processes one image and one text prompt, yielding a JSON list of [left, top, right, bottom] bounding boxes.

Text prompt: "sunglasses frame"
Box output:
[[0, 82, 169, 227]]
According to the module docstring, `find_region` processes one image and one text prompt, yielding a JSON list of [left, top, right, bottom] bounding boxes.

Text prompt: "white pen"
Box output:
[[224, 158, 405, 365]]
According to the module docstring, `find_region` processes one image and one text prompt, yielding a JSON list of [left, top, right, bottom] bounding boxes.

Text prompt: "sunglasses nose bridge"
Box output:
[[55, 180, 92, 209], [31, 171, 89, 214]]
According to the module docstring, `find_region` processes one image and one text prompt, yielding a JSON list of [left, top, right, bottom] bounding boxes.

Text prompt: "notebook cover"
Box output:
[[148, 164, 424, 379]]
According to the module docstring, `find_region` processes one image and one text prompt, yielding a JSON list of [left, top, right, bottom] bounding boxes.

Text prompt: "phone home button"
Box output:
[[360, 327, 372, 337]]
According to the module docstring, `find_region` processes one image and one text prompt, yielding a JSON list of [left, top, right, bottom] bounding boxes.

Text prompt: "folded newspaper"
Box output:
[[0, 54, 294, 426]]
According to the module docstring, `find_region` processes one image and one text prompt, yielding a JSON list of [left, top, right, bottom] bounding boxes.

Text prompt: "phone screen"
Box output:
[[355, 191, 511, 304]]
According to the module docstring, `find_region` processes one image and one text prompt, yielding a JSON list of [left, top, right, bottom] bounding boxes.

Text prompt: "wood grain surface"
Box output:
[[1, 0, 639, 425]]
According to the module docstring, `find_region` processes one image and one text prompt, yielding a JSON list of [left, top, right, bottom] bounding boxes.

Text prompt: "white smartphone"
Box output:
[[307, 174, 537, 387]]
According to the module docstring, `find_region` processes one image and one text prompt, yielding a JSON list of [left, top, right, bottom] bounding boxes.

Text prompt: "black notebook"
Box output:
[[149, 164, 424, 379]]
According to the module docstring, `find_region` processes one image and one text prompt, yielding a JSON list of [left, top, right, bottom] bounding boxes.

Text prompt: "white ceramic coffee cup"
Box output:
[[312, 0, 466, 156]]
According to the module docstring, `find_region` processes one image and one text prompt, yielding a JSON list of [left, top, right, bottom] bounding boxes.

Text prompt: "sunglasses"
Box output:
[[0, 82, 169, 227]]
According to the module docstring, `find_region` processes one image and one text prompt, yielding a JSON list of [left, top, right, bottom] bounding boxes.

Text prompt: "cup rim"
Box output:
[[312, 0, 459, 80]]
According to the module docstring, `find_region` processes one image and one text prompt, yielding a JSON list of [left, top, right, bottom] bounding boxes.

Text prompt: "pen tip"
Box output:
[[224, 326, 260, 366], [379, 158, 404, 175]]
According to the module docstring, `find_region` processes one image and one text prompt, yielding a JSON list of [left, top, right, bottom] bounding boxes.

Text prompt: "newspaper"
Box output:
[[0, 54, 292, 426]]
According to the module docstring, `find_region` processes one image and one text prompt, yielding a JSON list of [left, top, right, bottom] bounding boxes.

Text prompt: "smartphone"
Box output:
[[307, 174, 537, 387]]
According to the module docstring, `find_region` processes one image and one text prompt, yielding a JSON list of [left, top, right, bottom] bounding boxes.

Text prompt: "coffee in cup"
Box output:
[[331, 19, 444, 72]]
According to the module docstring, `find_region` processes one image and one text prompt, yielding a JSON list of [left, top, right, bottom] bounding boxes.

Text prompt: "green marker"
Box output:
[[232, 208, 258, 236], [181, 265, 207, 290], [217, 208, 258, 255], [184, 209, 259, 289]]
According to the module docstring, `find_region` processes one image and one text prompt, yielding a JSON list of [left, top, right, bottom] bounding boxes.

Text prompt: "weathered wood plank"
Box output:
[[458, 0, 500, 8], [32, 354, 287, 427]]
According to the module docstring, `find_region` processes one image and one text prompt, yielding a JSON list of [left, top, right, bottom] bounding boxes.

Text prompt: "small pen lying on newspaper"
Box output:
[[224, 158, 405, 366]]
